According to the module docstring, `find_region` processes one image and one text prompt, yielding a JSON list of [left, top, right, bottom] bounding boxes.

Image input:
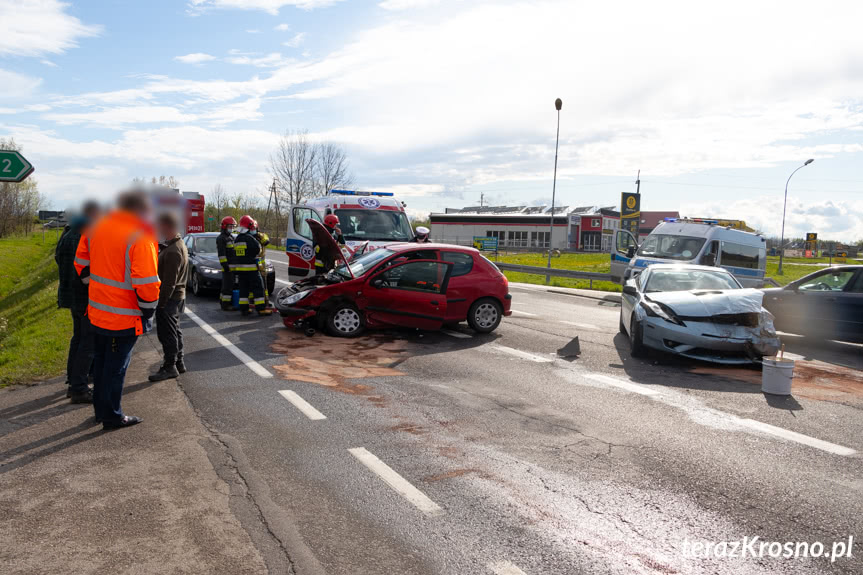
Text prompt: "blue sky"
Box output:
[[2, 0, 863, 241]]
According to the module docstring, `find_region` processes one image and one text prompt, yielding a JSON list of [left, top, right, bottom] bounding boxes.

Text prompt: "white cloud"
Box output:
[[378, 0, 439, 10], [274, 23, 290, 31], [174, 52, 217, 64], [0, 69, 43, 99], [187, 0, 343, 15], [282, 32, 306, 48], [40, 59, 58, 68], [246, 28, 262, 34], [226, 52, 292, 68], [43, 106, 195, 127], [0, 0, 100, 57]]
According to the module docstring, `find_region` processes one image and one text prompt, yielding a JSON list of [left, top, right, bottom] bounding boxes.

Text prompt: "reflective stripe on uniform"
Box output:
[[220, 294, 233, 302], [75, 257, 90, 266], [254, 297, 266, 304], [89, 299, 142, 317], [90, 273, 132, 290], [137, 299, 158, 309], [218, 256, 228, 263], [238, 297, 250, 304], [131, 275, 159, 285], [230, 265, 258, 271]]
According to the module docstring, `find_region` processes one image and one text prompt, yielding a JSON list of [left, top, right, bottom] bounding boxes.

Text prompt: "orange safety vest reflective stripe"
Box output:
[[75, 210, 161, 336]]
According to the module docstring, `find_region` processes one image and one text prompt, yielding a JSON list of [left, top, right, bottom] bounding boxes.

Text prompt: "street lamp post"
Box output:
[[777, 158, 814, 276], [545, 98, 563, 284]]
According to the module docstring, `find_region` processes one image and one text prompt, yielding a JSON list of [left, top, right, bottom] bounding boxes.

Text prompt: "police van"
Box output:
[[285, 190, 414, 281], [610, 218, 768, 287]]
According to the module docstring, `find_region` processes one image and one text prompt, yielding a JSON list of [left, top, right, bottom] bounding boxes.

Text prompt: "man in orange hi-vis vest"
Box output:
[[75, 189, 160, 430]]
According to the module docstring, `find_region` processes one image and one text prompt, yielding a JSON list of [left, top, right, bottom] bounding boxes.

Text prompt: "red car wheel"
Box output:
[[327, 303, 365, 337]]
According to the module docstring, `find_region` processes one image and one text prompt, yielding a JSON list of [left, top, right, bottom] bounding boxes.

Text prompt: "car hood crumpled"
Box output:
[[646, 288, 781, 356]]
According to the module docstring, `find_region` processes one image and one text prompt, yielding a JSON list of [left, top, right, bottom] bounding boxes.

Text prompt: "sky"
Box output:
[[1, 0, 863, 242]]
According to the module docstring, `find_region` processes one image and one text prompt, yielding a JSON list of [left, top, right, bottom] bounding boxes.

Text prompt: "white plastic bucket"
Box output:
[[762, 358, 794, 395]]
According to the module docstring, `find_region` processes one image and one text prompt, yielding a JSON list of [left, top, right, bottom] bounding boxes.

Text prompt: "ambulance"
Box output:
[[284, 190, 414, 282], [611, 218, 768, 288]]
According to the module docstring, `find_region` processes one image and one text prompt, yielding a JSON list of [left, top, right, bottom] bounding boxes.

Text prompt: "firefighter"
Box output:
[[314, 214, 345, 276], [232, 215, 272, 316], [217, 216, 237, 310], [255, 229, 273, 309], [411, 226, 431, 243]]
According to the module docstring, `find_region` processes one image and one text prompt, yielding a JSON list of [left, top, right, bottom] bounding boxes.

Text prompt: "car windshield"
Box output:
[[637, 234, 706, 261], [194, 236, 218, 254], [335, 209, 414, 242], [335, 248, 395, 279], [645, 269, 740, 292]]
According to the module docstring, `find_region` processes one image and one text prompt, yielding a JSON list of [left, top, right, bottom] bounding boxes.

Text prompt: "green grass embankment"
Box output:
[[0, 234, 71, 386]]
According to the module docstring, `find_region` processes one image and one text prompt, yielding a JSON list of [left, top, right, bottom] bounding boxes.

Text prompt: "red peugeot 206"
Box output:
[[274, 220, 512, 337]]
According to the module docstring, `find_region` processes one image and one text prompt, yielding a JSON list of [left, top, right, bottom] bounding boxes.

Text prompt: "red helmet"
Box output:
[[324, 214, 340, 229], [220, 216, 237, 230], [239, 215, 257, 231]]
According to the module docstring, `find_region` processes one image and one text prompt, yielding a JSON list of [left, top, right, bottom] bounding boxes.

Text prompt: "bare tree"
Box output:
[[210, 183, 229, 223], [131, 175, 180, 189], [315, 142, 354, 195], [269, 130, 318, 206]]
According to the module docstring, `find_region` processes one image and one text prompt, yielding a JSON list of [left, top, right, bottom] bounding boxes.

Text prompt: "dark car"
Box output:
[[183, 232, 276, 297], [762, 265, 863, 343], [274, 219, 511, 337]]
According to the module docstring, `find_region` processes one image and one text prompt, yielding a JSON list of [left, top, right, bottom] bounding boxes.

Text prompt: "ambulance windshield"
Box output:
[[334, 209, 413, 242]]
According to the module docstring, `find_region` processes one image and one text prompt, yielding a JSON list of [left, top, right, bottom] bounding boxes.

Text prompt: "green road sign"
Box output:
[[0, 150, 35, 183]]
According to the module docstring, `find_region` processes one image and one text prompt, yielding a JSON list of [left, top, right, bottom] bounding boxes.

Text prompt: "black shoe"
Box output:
[[149, 364, 179, 382], [69, 390, 93, 404], [241, 309, 251, 316], [102, 415, 142, 430], [93, 416, 103, 425], [66, 385, 72, 398], [175, 358, 186, 374]]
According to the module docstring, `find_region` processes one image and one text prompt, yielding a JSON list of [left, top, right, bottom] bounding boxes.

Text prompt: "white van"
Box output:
[[611, 219, 767, 287], [284, 190, 413, 282]]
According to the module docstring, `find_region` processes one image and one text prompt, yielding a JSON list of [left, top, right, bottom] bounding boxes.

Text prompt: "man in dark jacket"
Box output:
[[55, 201, 101, 403], [149, 212, 189, 382]]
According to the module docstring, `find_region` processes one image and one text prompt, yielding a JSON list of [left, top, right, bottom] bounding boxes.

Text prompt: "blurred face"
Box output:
[[157, 219, 177, 240]]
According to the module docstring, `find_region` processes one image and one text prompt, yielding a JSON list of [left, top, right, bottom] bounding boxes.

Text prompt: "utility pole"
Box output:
[[480, 192, 484, 208], [778, 159, 814, 275], [545, 98, 563, 284], [636, 169, 641, 195]]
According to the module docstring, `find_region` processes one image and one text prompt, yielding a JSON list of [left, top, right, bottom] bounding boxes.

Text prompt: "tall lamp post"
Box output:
[[777, 158, 814, 275], [545, 97, 563, 284]]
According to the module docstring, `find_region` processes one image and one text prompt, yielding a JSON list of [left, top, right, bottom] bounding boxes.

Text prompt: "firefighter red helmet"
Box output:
[[239, 215, 257, 231], [220, 216, 237, 230], [324, 214, 340, 229]]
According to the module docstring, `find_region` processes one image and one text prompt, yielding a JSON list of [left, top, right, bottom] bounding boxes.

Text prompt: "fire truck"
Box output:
[[284, 190, 413, 281], [152, 188, 205, 235]]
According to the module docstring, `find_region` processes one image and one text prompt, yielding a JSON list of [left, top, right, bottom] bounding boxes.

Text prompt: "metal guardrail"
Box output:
[[494, 263, 612, 287]]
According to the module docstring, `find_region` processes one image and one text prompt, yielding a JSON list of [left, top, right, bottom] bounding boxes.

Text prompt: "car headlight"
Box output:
[[640, 300, 686, 326], [284, 290, 312, 305], [200, 266, 221, 274]]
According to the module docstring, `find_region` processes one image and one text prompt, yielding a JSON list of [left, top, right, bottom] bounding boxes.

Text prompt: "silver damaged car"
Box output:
[[620, 264, 780, 364]]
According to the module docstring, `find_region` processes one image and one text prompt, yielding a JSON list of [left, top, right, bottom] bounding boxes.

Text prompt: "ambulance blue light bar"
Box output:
[[330, 189, 394, 197]]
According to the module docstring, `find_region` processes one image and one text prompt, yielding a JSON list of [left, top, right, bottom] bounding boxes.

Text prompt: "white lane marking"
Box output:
[[442, 329, 472, 339], [488, 561, 527, 575], [560, 320, 600, 330], [278, 390, 326, 420], [275, 278, 292, 285], [491, 345, 553, 363], [269, 259, 291, 266], [739, 419, 857, 456], [582, 372, 660, 396], [184, 306, 273, 378], [348, 447, 443, 516], [510, 309, 538, 317]]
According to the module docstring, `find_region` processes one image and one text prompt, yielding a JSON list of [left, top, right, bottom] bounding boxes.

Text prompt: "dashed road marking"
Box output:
[[275, 278, 292, 285], [348, 447, 443, 516], [278, 390, 326, 420], [582, 372, 660, 396], [184, 306, 273, 378], [442, 329, 472, 339], [491, 345, 553, 363], [560, 320, 600, 330], [510, 309, 538, 317], [739, 418, 856, 456], [488, 561, 528, 575]]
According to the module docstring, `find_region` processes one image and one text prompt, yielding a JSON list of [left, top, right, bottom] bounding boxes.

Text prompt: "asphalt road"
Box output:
[[170, 250, 863, 575]]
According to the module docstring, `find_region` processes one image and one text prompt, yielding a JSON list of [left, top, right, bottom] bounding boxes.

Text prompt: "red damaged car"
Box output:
[[274, 219, 512, 337]]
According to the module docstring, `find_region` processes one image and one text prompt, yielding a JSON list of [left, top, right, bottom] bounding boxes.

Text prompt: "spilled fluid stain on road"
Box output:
[[270, 329, 418, 404]]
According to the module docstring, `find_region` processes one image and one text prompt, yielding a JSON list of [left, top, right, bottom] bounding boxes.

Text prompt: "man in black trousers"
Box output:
[[149, 212, 189, 382]]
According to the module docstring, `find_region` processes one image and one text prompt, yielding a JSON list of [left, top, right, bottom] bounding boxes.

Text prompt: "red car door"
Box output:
[[438, 250, 477, 321], [360, 260, 453, 330]]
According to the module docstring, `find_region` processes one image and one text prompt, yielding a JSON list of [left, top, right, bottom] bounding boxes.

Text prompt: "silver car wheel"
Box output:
[[474, 302, 499, 329], [332, 308, 361, 333]]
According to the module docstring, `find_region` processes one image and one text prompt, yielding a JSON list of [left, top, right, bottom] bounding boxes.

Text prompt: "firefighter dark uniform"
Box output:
[[217, 217, 237, 310], [256, 231, 271, 303], [232, 216, 270, 316]]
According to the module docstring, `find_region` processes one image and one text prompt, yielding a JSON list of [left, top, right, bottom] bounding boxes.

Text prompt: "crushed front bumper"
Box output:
[[641, 316, 780, 364]]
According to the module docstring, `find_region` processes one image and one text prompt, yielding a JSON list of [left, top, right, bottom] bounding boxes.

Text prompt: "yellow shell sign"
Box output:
[[626, 196, 637, 209]]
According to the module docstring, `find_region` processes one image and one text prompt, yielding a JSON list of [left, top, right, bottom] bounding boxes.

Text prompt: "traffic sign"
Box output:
[[0, 150, 34, 183]]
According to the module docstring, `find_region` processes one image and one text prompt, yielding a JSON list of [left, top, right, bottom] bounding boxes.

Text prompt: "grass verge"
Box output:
[[0, 234, 71, 386]]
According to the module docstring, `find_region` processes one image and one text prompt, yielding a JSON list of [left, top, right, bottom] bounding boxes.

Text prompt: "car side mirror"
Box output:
[[626, 246, 636, 258], [371, 278, 384, 289], [702, 253, 716, 266], [622, 285, 638, 297]]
